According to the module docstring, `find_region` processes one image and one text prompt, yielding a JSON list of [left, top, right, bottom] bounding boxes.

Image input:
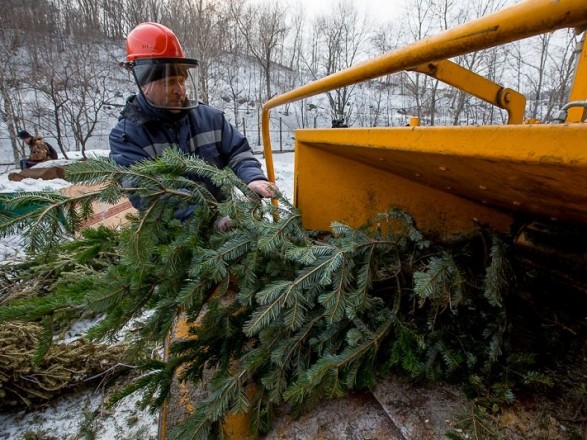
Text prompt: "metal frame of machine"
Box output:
[[261, 0, 587, 239]]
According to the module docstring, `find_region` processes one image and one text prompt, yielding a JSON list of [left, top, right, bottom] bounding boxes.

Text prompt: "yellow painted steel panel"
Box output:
[[160, 308, 253, 440], [295, 142, 512, 239], [294, 124, 587, 238]]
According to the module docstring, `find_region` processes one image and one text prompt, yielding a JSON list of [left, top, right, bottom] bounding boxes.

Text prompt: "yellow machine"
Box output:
[[161, 0, 587, 437], [262, 0, 587, 244]]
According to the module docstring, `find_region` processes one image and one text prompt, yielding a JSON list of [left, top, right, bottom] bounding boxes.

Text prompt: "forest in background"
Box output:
[[0, 0, 583, 165]]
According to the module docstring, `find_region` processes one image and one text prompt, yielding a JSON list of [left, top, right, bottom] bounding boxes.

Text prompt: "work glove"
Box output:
[[248, 180, 278, 198], [214, 215, 233, 232]]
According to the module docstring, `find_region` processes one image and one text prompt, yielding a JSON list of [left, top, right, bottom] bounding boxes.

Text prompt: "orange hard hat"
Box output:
[[126, 22, 185, 61]]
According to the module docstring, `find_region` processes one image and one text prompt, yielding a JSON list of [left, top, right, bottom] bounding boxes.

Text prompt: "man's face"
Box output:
[[142, 75, 187, 112], [23, 136, 33, 145]]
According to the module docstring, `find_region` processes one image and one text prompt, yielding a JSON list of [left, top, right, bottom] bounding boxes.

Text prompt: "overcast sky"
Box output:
[[283, 0, 405, 24], [300, 0, 403, 19]]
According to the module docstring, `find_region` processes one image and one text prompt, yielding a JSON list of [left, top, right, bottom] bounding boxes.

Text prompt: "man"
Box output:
[[109, 22, 276, 229], [17, 130, 51, 170]]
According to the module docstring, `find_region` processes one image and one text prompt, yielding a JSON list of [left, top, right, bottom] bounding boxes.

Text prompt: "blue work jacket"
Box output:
[[109, 94, 267, 218]]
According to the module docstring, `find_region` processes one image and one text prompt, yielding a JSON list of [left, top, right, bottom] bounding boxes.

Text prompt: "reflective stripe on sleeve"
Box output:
[[195, 130, 222, 147], [227, 150, 256, 169]]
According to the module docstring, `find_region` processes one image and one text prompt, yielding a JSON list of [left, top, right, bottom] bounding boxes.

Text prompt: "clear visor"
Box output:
[[132, 59, 199, 111]]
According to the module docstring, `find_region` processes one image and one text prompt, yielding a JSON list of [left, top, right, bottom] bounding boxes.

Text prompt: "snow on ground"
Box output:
[[266, 152, 295, 202], [0, 390, 159, 440], [0, 150, 110, 262], [0, 149, 295, 439]]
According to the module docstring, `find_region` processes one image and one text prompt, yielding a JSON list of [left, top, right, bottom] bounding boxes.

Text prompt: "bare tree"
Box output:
[[402, 0, 437, 121], [217, 51, 249, 130], [541, 29, 580, 121], [521, 33, 552, 120], [303, 0, 371, 123], [165, 0, 227, 105], [24, 34, 124, 157], [286, 12, 304, 74], [0, 32, 27, 165], [123, 0, 163, 30], [61, 43, 122, 156], [369, 22, 410, 126], [72, 0, 102, 36], [100, 0, 127, 38], [230, 0, 288, 102]]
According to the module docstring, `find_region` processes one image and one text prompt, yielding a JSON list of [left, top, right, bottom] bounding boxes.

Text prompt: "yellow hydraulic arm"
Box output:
[[411, 60, 526, 124]]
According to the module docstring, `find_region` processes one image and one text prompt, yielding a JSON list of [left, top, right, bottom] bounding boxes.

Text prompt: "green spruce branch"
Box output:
[[0, 151, 553, 439]]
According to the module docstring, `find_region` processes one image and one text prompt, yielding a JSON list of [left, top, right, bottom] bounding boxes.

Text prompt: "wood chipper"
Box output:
[[160, 0, 587, 438], [260, 0, 587, 292]]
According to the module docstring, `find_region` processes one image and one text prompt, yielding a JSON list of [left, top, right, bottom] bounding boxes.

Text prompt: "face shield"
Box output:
[[131, 58, 199, 111]]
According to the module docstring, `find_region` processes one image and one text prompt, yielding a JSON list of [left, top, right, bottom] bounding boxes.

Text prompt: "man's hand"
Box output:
[[214, 215, 233, 232], [248, 180, 278, 198]]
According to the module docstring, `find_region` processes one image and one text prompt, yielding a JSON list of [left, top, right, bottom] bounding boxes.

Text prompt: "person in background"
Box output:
[[17, 130, 51, 170], [109, 22, 277, 230]]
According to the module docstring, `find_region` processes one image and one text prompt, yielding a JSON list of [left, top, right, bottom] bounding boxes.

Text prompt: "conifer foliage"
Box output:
[[0, 151, 523, 439]]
